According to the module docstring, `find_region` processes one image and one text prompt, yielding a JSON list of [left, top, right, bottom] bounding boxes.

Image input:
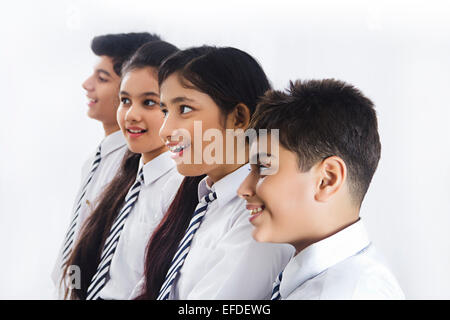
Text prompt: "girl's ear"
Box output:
[[230, 103, 251, 129], [314, 156, 347, 202]]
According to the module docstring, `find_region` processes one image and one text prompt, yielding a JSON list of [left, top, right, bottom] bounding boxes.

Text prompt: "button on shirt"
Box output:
[[52, 130, 128, 297], [171, 164, 294, 300], [99, 151, 183, 300], [280, 219, 405, 300]]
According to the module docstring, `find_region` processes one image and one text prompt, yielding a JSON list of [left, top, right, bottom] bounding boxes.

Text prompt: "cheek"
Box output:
[[116, 108, 127, 129], [146, 110, 165, 131], [257, 175, 310, 225], [100, 83, 120, 107], [142, 111, 165, 143]]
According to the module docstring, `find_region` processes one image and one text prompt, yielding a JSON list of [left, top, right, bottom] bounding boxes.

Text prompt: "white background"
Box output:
[[0, 0, 449, 299]]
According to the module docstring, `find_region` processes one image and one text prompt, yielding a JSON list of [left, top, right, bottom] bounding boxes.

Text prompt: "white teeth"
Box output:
[[169, 144, 189, 153], [128, 129, 145, 133], [250, 207, 263, 215]]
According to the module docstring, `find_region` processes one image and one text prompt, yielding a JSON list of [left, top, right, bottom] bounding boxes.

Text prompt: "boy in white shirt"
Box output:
[[238, 79, 405, 299]]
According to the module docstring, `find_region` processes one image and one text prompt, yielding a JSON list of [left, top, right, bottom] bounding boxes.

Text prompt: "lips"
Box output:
[[166, 141, 190, 159], [247, 204, 265, 223], [87, 98, 98, 107], [126, 126, 147, 138]]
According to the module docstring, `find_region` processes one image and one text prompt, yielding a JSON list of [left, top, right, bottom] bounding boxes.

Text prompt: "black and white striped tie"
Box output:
[[86, 168, 144, 300], [61, 145, 102, 269], [157, 191, 217, 300], [271, 271, 283, 300]]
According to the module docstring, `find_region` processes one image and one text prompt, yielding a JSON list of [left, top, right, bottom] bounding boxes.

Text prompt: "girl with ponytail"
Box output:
[[132, 46, 294, 300], [62, 41, 182, 300]]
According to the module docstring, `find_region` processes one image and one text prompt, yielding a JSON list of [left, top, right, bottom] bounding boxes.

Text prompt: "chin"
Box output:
[[86, 109, 97, 120], [252, 228, 270, 243], [128, 146, 143, 155]]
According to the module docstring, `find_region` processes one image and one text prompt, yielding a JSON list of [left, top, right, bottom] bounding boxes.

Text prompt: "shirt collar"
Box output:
[[280, 219, 371, 299], [197, 163, 250, 208], [100, 130, 127, 158], [137, 151, 175, 186]]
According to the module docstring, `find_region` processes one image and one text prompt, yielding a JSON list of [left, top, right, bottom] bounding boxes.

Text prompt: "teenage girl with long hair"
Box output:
[[62, 41, 182, 300], [132, 46, 294, 299]]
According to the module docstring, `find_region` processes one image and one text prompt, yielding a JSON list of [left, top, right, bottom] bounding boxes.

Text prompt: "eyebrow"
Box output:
[[160, 96, 196, 108], [120, 90, 159, 98], [96, 69, 112, 77], [249, 152, 273, 164]]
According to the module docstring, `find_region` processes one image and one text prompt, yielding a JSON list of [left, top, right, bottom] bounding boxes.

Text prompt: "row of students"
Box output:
[[52, 32, 405, 300]]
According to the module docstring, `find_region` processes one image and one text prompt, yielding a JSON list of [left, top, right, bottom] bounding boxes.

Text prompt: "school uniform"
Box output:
[[136, 163, 295, 300], [95, 151, 183, 300], [51, 130, 128, 298], [277, 219, 405, 300]]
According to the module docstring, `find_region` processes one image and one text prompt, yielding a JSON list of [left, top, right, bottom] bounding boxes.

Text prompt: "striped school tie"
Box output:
[[61, 145, 102, 269], [271, 271, 283, 300], [86, 168, 144, 300], [157, 191, 217, 300]]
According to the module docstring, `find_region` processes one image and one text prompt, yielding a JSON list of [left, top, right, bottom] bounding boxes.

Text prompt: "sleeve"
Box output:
[[50, 154, 93, 299], [185, 212, 294, 300]]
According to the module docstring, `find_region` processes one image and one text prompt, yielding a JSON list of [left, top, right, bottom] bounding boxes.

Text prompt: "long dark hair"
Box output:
[[62, 40, 179, 299], [136, 46, 271, 299]]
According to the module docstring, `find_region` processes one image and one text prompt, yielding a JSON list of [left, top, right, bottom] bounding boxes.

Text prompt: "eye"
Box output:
[[120, 97, 131, 105], [256, 158, 272, 177], [98, 76, 108, 83], [144, 99, 156, 107], [250, 163, 270, 176], [161, 108, 168, 118], [258, 164, 271, 176], [180, 105, 193, 114]]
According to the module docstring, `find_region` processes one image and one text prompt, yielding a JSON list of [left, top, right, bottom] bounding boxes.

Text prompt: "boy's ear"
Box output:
[[314, 156, 347, 202], [230, 103, 251, 129]]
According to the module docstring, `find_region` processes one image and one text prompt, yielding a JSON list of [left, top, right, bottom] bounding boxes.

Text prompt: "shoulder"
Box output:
[[316, 246, 405, 299]]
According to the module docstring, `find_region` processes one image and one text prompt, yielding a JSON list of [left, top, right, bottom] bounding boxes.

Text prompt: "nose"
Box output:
[[82, 75, 95, 92], [124, 103, 142, 123], [237, 171, 256, 199], [159, 112, 177, 143]]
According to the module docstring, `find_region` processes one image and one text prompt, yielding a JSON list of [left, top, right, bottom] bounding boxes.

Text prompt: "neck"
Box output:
[[207, 144, 249, 185], [142, 145, 169, 165], [292, 214, 360, 255], [207, 162, 244, 185], [103, 123, 121, 137]]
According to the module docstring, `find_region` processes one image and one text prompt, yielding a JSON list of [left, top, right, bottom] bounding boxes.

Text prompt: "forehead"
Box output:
[[93, 55, 116, 75], [120, 67, 159, 92], [159, 73, 216, 106]]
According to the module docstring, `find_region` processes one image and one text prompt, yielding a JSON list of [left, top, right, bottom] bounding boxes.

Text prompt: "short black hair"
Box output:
[[91, 32, 161, 76], [250, 79, 381, 206], [121, 40, 179, 75]]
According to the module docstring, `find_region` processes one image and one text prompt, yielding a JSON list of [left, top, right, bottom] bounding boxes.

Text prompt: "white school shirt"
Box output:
[[52, 130, 128, 297], [171, 164, 294, 300], [280, 219, 405, 300], [99, 151, 183, 300]]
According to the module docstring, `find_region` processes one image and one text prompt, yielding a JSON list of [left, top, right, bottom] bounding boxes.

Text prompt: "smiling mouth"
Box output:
[[168, 143, 190, 153], [250, 207, 263, 215], [87, 98, 98, 107], [127, 128, 147, 134]]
